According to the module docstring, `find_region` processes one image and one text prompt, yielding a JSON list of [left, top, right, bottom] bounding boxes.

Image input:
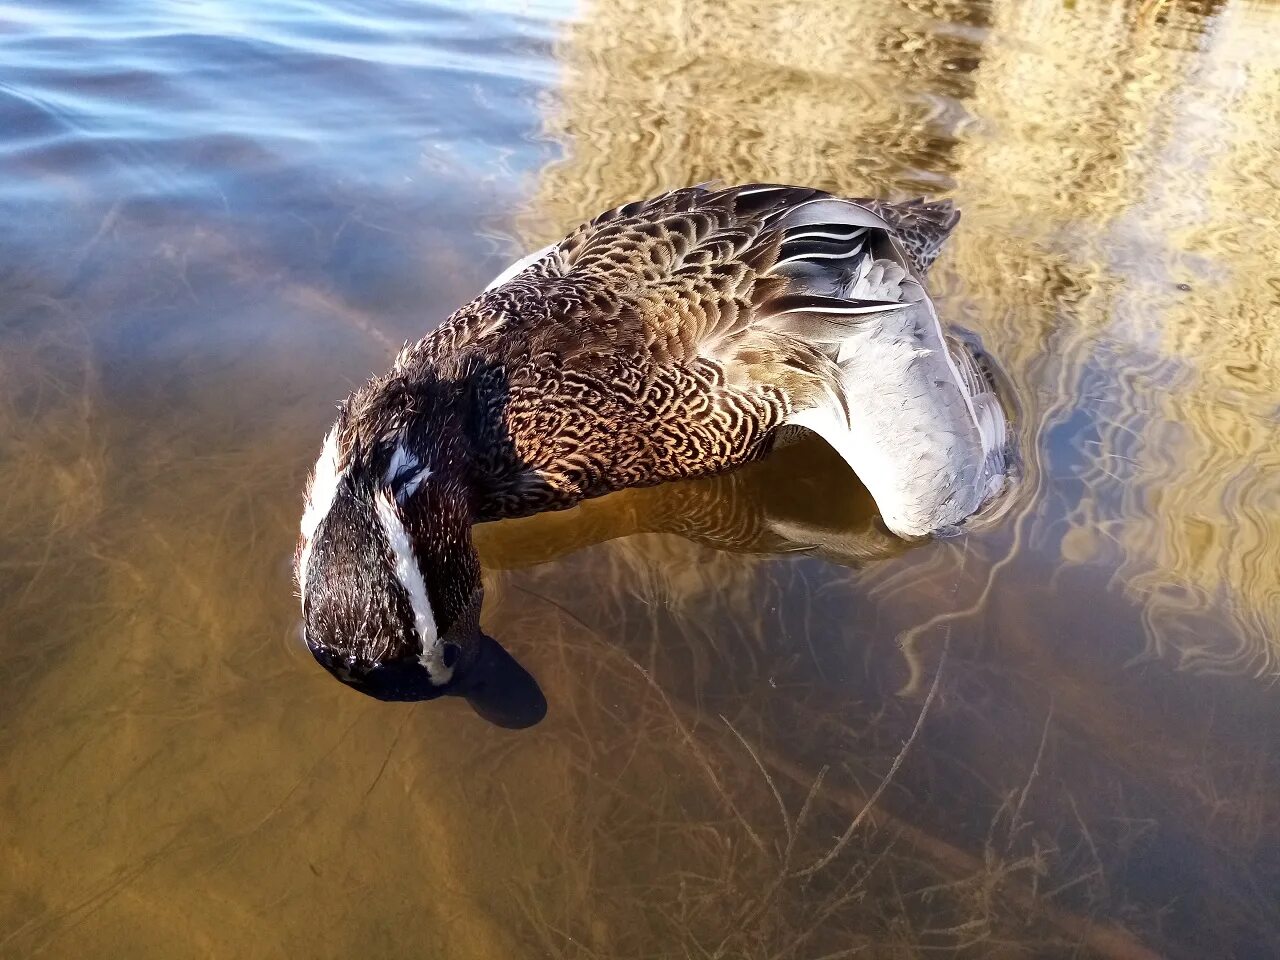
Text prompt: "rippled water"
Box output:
[[2, 1, 1278, 957]]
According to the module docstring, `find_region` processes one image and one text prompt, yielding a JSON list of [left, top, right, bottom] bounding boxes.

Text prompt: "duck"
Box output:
[[295, 182, 1014, 713]]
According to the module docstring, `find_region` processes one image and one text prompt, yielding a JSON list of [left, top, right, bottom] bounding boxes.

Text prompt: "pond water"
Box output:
[[2, 1, 1278, 957]]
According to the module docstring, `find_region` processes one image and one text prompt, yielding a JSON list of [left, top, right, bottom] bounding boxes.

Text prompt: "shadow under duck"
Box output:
[[295, 183, 1014, 716], [472, 431, 911, 574]]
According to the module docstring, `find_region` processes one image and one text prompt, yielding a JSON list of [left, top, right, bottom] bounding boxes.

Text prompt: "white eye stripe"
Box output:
[[385, 444, 432, 501], [298, 422, 346, 600], [384, 443, 414, 483], [398, 465, 432, 500], [373, 489, 452, 686]]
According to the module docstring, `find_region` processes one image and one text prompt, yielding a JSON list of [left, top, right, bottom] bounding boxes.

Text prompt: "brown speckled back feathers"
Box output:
[[338, 183, 988, 529]]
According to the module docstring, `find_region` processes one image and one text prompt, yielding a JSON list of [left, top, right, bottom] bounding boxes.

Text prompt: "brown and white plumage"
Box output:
[[296, 183, 1014, 710]]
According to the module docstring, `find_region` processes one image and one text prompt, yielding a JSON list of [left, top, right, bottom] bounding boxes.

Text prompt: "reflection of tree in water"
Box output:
[[494, 0, 1280, 956], [520, 0, 993, 237], [951, 0, 1279, 677]]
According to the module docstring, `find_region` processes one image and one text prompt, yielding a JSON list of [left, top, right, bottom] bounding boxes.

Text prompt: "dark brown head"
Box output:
[[295, 420, 543, 727]]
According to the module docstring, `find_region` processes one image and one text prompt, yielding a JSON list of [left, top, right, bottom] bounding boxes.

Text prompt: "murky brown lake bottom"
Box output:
[[2, 1, 1278, 957]]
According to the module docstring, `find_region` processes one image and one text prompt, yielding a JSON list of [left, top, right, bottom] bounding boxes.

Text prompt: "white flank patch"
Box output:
[[298, 423, 346, 599], [385, 444, 432, 502], [373, 490, 452, 686]]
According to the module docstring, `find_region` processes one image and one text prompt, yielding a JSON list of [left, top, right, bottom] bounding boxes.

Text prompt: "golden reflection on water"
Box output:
[[950, 0, 1280, 677], [2, 0, 1279, 958]]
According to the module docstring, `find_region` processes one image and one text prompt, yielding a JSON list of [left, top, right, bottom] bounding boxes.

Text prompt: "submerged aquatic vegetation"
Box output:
[[478, 505, 1280, 959]]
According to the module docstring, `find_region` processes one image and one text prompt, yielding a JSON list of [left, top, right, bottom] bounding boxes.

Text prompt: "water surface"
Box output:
[[2, 1, 1278, 957]]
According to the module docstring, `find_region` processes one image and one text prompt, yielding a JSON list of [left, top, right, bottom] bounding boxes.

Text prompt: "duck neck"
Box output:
[[406, 408, 480, 535], [357, 365, 491, 590], [391, 424, 482, 640]]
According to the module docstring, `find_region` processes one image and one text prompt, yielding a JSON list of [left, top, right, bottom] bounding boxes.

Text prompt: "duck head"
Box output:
[[295, 411, 545, 728]]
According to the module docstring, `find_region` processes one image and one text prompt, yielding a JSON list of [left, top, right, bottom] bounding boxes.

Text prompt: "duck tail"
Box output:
[[855, 197, 960, 273]]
